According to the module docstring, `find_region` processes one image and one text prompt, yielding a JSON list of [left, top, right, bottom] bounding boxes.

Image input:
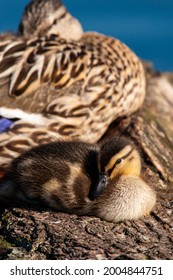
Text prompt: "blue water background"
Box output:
[[0, 0, 173, 71]]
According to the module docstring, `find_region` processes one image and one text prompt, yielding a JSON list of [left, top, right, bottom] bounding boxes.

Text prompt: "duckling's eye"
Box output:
[[116, 158, 122, 165]]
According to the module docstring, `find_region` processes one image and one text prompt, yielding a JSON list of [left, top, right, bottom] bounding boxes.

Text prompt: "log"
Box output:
[[0, 63, 173, 260]]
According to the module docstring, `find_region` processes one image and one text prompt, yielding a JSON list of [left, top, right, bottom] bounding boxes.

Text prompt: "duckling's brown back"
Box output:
[[0, 141, 99, 211]]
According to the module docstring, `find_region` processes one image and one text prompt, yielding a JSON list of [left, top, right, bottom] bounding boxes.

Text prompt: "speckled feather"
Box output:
[[0, 0, 146, 168]]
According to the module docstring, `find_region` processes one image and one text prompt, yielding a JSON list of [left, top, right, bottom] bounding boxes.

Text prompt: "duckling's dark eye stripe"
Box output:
[[108, 148, 133, 177], [121, 148, 133, 160]]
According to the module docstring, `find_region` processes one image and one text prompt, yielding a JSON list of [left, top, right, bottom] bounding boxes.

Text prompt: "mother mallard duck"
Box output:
[[0, 0, 146, 168]]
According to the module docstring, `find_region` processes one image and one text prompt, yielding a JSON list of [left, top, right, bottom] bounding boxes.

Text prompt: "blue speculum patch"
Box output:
[[0, 118, 14, 133]]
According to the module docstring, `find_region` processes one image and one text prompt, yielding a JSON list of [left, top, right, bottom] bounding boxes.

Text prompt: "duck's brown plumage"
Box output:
[[0, 0, 146, 168]]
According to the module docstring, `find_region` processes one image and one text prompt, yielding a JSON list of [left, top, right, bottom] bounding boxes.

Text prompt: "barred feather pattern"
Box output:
[[0, 32, 146, 168]]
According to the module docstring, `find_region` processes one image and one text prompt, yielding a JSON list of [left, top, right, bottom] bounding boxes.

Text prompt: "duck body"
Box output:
[[0, 137, 156, 222], [0, 32, 145, 122], [0, 1, 146, 168], [0, 31, 146, 167]]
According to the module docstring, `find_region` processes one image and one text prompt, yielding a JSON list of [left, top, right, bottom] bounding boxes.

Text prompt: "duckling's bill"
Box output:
[[89, 173, 108, 200]]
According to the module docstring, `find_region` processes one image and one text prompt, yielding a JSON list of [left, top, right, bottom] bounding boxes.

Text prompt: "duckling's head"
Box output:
[[18, 0, 83, 40], [89, 137, 141, 200], [99, 137, 141, 178], [89, 137, 156, 222]]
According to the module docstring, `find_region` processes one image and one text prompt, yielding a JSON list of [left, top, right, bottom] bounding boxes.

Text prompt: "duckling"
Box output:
[[0, 137, 156, 222], [0, 0, 146, 168], [90, 137, 156, 222], [18, 0, 83, 40]]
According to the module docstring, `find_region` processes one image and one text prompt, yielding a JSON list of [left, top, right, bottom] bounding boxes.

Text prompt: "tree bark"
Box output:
[[0, 63, 173, 260]]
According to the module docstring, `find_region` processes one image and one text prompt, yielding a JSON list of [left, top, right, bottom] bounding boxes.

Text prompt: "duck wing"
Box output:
[[0, 34, 88, 113], [0, 33, 146, 168]]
